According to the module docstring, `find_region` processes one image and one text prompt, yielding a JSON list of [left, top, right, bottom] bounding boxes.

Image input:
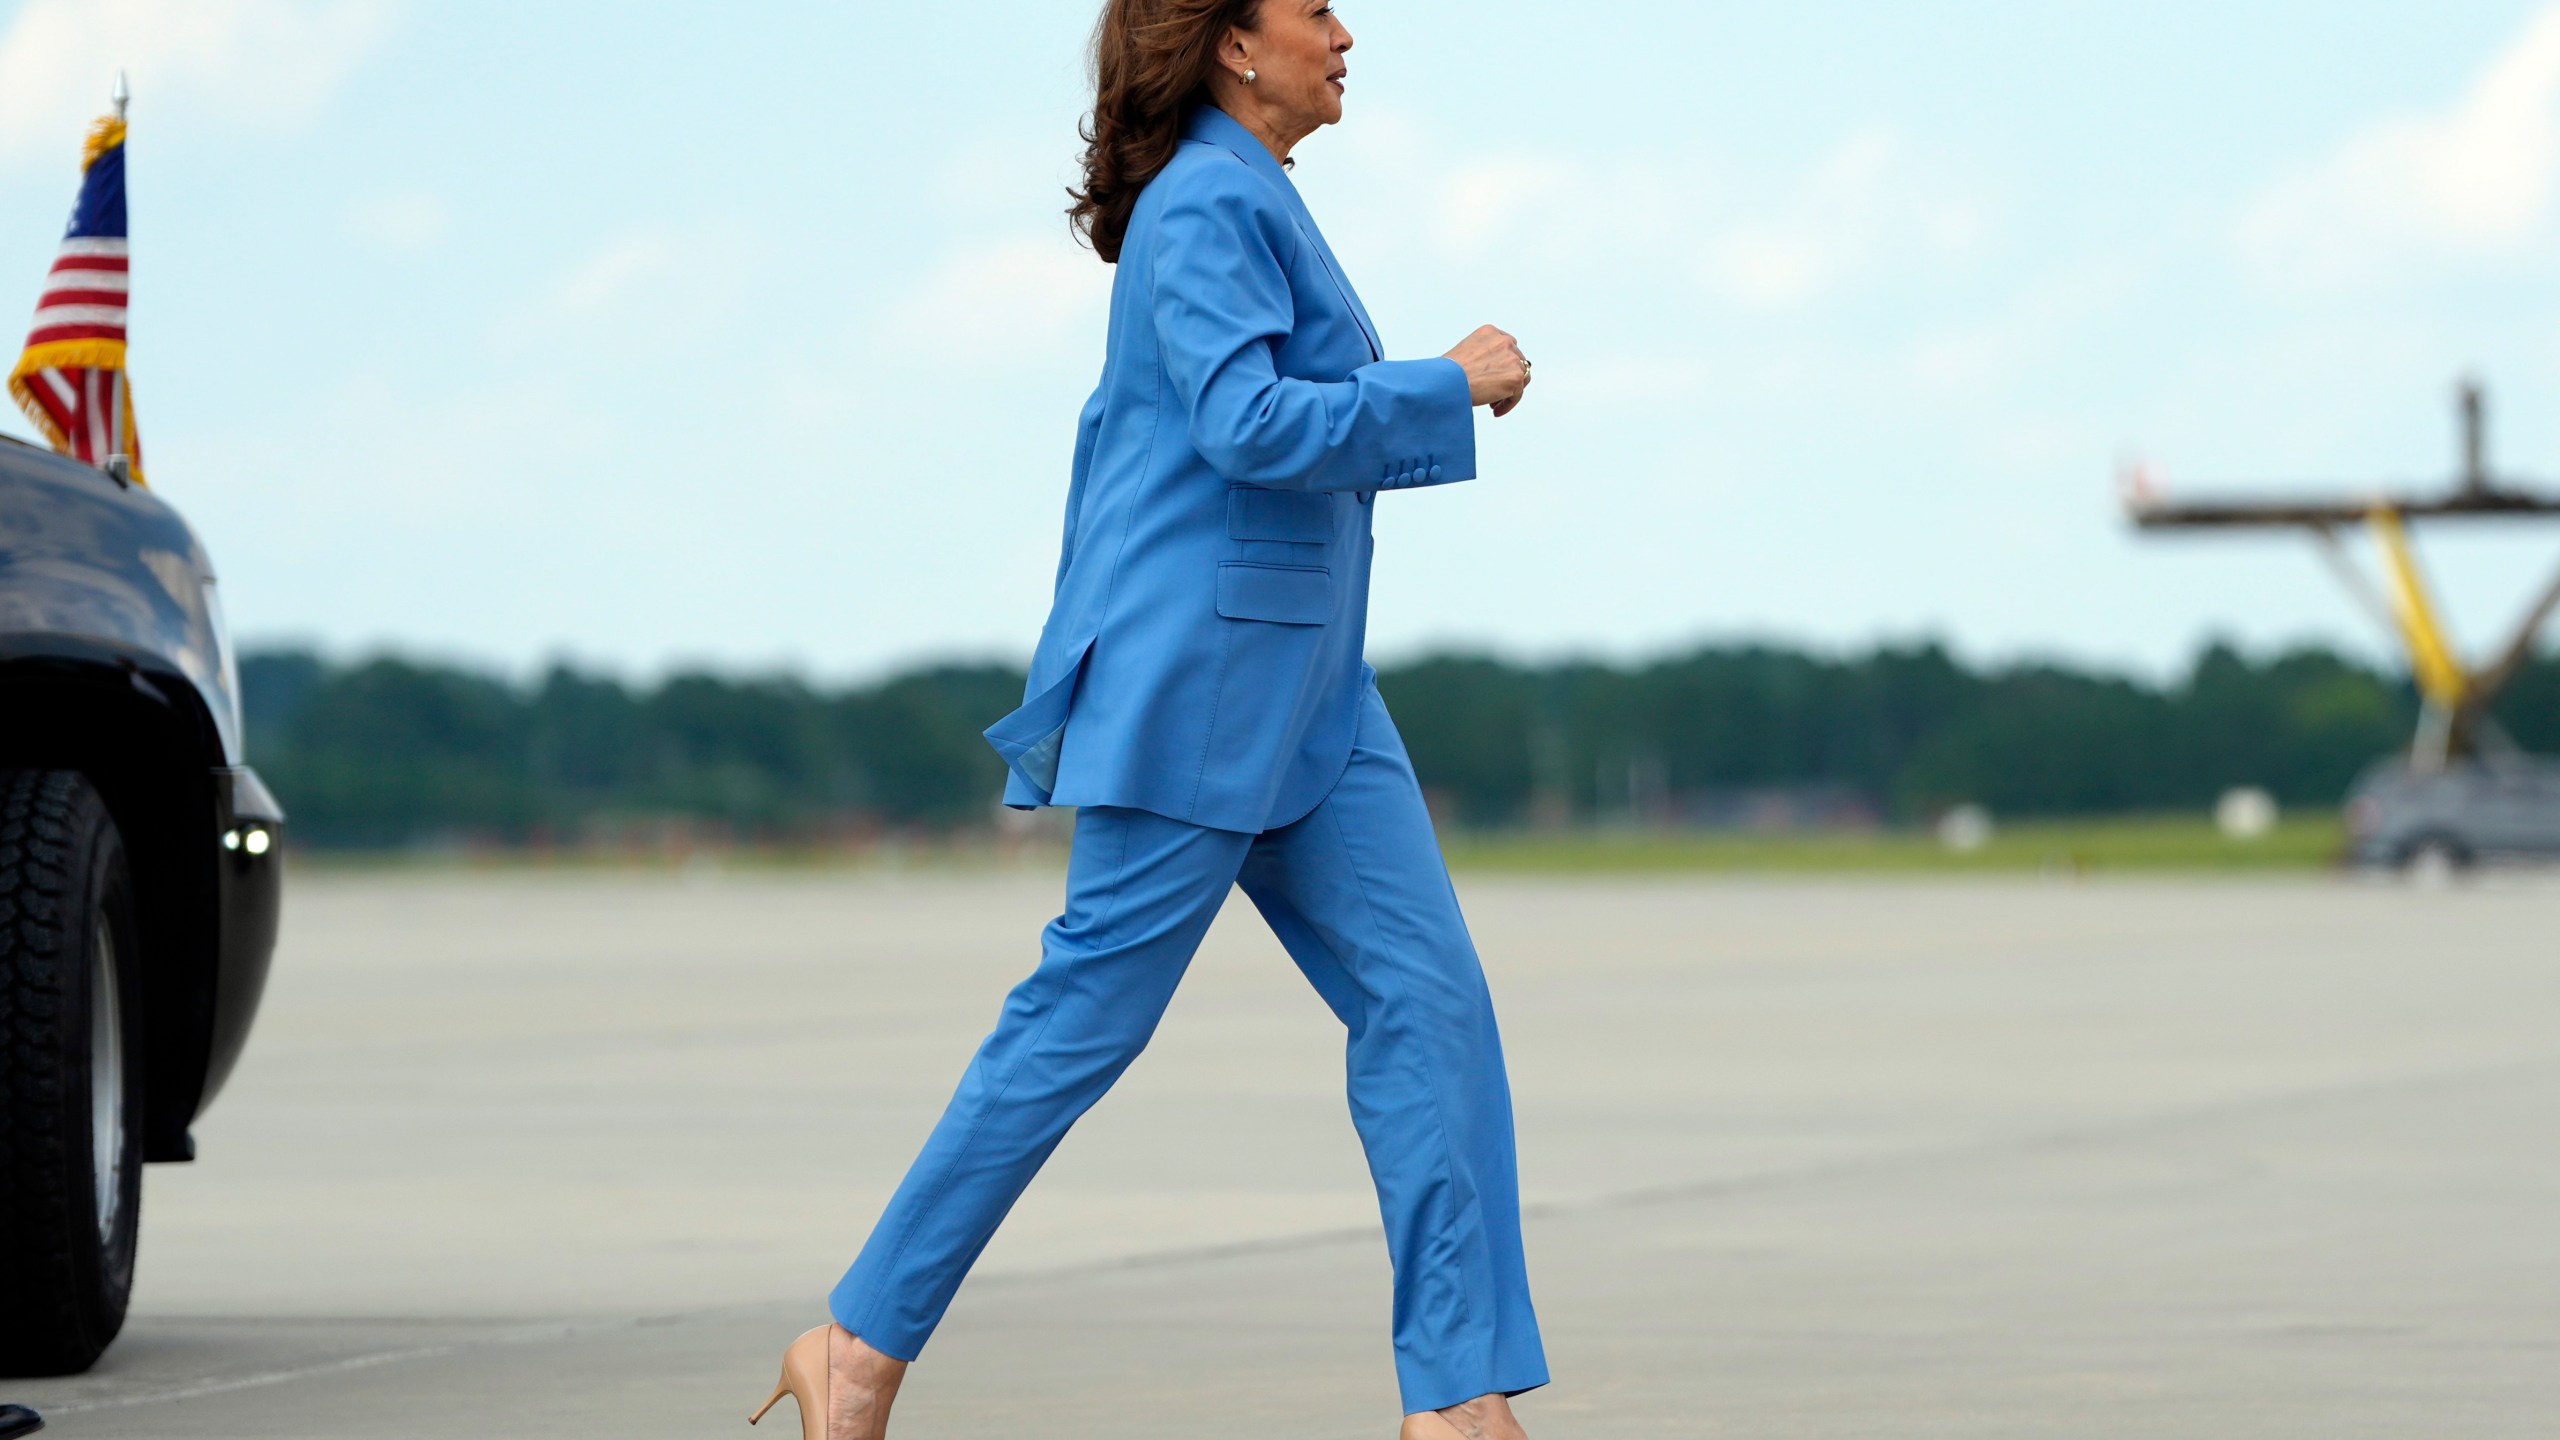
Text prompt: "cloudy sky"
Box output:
[[6, 0, 2560, 683]]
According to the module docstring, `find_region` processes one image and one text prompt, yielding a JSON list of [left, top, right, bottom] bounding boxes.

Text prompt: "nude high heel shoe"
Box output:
[[749, 1324, 830, 1440]]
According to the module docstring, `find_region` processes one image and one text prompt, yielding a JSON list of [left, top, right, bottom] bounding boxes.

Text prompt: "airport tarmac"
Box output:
[[14, 866, 2559, 1437]]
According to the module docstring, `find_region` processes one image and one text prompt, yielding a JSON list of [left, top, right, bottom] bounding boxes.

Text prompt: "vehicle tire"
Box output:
[[0, 770, 143, 1377], [2399, 832, 2474, 886]]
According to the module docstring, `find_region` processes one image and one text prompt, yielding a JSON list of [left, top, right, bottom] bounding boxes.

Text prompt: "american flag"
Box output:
[[9, 113, 142, 484]]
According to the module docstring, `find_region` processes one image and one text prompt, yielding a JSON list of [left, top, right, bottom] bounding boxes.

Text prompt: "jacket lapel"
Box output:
[[1183, 106, 1382, 362], [1292, 220, 1382, 361]]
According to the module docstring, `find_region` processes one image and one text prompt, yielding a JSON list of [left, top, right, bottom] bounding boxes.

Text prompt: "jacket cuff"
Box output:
[[1370, 356, 1477, 490]]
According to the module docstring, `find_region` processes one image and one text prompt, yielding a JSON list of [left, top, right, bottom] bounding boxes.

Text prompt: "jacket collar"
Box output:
[[1183, 104, 1299, 198], [1178, 104, 1382, 361]]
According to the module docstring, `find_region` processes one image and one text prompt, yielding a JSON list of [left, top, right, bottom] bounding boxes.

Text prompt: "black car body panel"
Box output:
[[0, 432, 281, 1160]]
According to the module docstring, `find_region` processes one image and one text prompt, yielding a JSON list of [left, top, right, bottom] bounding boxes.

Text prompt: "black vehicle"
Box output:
[[0, 433, 282, 1375]]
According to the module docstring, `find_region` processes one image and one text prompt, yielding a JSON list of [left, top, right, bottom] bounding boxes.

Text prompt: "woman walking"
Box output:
[[753, 2, 1543, 1435]]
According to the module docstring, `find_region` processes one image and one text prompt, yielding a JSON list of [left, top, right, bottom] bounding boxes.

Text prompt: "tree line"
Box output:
[[237, 642, 2560, 848]]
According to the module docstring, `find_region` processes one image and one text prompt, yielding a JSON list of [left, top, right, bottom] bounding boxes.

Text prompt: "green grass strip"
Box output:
[[1440, 815, 2346, 875]]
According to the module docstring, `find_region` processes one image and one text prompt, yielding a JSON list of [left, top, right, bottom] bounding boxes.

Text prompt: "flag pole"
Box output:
[[108, 70, 135, 485]]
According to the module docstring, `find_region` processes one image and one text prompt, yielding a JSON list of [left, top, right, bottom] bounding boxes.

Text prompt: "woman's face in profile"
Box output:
[[1251, 1, 1355, 130]]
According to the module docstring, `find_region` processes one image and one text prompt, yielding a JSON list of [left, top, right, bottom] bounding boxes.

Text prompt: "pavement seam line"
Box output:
[[984, 1052, 2557, 1282], [45, 1318, 625, 1416], [50, 1344, 466, 1415], [55, 1052, 2550, 1413]]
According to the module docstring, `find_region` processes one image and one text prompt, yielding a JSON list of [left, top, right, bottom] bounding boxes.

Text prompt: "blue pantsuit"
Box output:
[[831, 684, 1546, 1412], [830, 102, 1547, 1413]]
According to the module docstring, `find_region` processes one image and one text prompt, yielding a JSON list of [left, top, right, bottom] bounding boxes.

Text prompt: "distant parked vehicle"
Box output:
[[0, 434, 283, 1375], [2345, 754, 2560, 871]]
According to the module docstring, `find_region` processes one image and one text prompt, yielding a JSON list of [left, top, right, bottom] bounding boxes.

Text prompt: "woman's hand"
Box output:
[[1444, 325, 1532, 418]]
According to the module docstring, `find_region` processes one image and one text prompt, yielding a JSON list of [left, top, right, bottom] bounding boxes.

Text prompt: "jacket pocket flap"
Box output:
[[1227, 487, 1334, 543], [1215, 563, 1332, 625]]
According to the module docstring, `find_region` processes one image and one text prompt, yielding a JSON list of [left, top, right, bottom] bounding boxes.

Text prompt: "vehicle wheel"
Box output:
[[2399, 833, 2473, 887], [0, 770, 143, 1377]]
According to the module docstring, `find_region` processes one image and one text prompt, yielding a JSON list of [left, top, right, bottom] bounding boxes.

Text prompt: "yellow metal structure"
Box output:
[[2128, 381, 2560, 766], [2368, 508, 2470, 709]]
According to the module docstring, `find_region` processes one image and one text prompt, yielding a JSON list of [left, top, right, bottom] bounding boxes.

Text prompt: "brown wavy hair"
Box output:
[[1069, 0, 1265, 264]]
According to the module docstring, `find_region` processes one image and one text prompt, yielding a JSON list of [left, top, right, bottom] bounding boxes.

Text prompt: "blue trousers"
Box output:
[[830, 684, 1548, 1413]]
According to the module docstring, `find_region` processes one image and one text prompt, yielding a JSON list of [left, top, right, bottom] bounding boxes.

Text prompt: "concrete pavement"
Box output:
[[14, 867, 2559, 1436]]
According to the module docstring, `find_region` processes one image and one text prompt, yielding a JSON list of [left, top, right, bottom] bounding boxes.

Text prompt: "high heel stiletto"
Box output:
[[749, 1324, 831, 1440]]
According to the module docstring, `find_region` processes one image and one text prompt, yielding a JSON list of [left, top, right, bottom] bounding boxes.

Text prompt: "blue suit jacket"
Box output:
[[985, 104, 1476, 834]]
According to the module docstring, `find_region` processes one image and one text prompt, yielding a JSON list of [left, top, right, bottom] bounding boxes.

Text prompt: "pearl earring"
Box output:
[[1243, 67, 1257, 84]]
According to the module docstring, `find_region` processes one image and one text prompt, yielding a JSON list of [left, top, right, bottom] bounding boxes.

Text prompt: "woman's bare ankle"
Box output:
[[824, 1325, 907, 1440], [826, 1324, 906, 1383], [1402, 1393, 1528, 1440]]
